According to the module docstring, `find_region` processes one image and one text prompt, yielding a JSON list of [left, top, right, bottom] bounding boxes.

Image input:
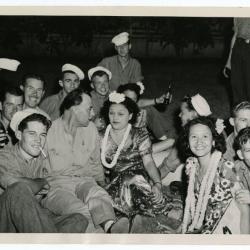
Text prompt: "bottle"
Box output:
[[164, 83, 172, 105], [0, 122, 9, 148]]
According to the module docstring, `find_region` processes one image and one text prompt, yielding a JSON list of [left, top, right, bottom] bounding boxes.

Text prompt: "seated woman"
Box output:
[[178, 116, 249, 234], [116, 83, 175, 165], [160, 93, 213, 181], [100, 92, 179, 232]]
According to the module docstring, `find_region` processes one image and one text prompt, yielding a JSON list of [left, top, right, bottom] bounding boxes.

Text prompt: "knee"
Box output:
[[66, 213, 89, 233], [74, 213, 89, 232]]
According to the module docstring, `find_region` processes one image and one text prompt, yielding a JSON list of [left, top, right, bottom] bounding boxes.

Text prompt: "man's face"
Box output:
[[60, 72, 80, 94], [232, 109, 250, 135], [23, 78, 45, 108], [2, 93, 23, 122], [91, 74, 110, 96], [238, 140, 250, 167], [115, 43, 131, 57], [72, 93, 94, 127], [18, 121, 47, 159]]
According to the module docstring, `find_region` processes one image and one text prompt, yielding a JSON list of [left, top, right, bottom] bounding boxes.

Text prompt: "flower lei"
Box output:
[[215, 118, 225, 135], [182, 150, 222, 233], [101, 124, 132, 169], [136, 82, 145, 95]]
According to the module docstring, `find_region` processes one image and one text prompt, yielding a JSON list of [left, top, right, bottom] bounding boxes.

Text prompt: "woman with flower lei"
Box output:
[[178, 116, 249, 234], [100, 92, 174, 227], [117, 83, 171, 142], [116, 83, 175, 164]]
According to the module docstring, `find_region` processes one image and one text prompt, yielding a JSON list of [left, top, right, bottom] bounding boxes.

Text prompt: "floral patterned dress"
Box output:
[[192, 158, 238, 234], [100, 127, 173, 218]]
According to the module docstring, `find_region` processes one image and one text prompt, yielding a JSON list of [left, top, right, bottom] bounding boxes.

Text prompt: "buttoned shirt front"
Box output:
[[46, 118, 104, 183]]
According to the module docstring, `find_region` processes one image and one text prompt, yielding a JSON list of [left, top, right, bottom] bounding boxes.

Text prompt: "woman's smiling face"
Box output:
[[188, 123, 214, 158]]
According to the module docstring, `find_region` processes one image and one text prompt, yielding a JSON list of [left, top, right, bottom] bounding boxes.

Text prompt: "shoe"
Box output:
[[109, 217, 130, 233], [129, 214, 143, 233]]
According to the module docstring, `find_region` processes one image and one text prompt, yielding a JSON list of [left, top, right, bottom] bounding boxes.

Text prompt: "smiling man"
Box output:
[[20, 73, 45, 110], [40, 63, 84, 121], [0, 86, 24, 147], [224, 101, 250, 161], [98, 32, 143, 92], [88, 66, 112, 130], [0, 109, 88, 232]]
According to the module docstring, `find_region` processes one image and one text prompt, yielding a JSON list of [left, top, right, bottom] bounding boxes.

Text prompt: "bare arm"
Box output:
[[137, 94, 167, 108], [142, 153, 163, 202], [223, 26, 237, 77]]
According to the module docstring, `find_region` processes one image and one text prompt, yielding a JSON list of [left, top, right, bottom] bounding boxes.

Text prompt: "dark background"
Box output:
[[0, 16, 234, 136]]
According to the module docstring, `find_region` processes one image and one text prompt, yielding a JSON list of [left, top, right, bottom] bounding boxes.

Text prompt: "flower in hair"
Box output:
[[136, 82, 145, 95], [215, 118, 225, 135], [109, 91, 125, 104]]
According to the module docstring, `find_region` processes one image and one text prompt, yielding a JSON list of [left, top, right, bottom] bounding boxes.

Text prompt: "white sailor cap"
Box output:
[[0, 58, 20, 71], [111, 32, 129, 46], [10, 108, 51, 134], [62, 63, 85, 80], [88, 66, 112, 81], [191, 94, 212, 116]]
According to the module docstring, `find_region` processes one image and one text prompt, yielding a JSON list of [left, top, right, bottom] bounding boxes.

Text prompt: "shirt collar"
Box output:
[[14, 143, 45, 164]]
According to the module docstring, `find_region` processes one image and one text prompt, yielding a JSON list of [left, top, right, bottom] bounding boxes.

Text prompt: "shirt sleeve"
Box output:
[[0, 151, 22, 189], [88, 132, 105, 183], [98, 58, 108, 68]]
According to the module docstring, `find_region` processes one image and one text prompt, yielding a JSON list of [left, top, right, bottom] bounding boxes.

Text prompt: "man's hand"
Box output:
[[155, 94, 165, 104], [235, 189, 250, 204], [156, 93, 172, 105], [223, 63, 231, 78]]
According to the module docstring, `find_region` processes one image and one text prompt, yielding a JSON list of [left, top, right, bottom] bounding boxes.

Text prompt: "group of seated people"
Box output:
[[0, 32, 250, 234]]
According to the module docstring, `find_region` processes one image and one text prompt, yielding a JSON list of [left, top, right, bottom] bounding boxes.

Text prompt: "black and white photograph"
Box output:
[[0, 6, 249, 245]]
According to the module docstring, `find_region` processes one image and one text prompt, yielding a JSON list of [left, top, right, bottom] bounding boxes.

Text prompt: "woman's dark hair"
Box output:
[[101, 96, 139, 125], [18, 113, 51, 132], [182, 95, 196, 112], [60, 87, 88, 115], [117, 83, 141, 102], [177, 116, 226, 160]]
